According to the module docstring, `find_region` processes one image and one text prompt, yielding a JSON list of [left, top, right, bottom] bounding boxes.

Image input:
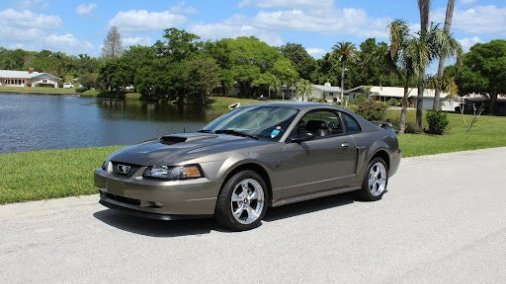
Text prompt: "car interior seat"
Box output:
[[305, 120, 329, 136]]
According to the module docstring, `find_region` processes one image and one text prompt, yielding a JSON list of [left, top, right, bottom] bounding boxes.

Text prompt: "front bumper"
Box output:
[[94, 167, 220, 217], [98, 197, 211, 220]]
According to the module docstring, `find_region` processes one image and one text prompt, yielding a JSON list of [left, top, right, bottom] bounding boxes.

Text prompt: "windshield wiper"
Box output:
[[197, 129, 213, 133], [214, 129, 259, 139]]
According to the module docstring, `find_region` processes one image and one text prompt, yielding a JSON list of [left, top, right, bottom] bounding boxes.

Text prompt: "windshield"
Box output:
[[202, 105, 299, 141]]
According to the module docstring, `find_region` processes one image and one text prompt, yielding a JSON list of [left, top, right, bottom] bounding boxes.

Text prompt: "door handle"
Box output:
[[341, 142, 350, 148]]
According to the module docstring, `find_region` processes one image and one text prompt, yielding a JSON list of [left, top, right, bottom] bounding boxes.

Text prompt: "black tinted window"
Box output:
[[341, 113, 361, 133], [297, 110, 343, 137]]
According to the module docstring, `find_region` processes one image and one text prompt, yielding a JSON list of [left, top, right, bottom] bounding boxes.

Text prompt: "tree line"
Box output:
[[0, 25, 504, 119]]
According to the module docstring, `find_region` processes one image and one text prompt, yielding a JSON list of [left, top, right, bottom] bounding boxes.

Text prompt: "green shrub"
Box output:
[[354, 99, 388, 121], [426, 110, 449, 135], [35, 83, 55, 88], [386, 98, 399, 106]]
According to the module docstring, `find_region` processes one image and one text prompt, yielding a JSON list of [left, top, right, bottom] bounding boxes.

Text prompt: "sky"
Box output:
[[0, 0, 504, 58]]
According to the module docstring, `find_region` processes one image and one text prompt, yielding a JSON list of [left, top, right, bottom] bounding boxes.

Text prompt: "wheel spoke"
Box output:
[[233, 204, 245, 218], [231, 193, 242, 203], [249, 190, 258, 200], [245, 205, 257, 221], [241, 181, 249, 194]]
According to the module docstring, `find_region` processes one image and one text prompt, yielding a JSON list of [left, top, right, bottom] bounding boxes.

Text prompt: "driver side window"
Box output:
[[296, 110, 343, 137]]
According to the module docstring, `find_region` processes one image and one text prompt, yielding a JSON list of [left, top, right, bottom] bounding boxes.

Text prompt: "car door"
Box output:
[[278, 109, 358, 199]]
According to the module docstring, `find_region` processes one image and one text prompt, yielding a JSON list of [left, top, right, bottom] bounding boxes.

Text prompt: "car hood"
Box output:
[[109, 132, 268, 166]]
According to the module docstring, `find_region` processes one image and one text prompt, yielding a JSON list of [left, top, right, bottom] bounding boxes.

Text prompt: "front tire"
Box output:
[[215, 170, 268, 231], [359, 157, 388, 201]]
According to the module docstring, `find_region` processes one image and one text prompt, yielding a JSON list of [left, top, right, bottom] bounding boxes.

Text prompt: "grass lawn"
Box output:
[[0, 146, 120, 204], [1, 106, 505, 204], [387, 110, 506, 157], [207, 96, 259, 115], [0, 86, 77, 95]]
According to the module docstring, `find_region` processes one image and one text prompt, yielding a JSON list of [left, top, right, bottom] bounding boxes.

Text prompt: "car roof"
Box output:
[[244, 101, 338, 110]]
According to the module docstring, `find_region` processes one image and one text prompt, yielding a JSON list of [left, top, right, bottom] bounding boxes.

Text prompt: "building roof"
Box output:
[[0, 70, 60, 80], [369, 86, 449, 99], [312, 83, 342, 93]]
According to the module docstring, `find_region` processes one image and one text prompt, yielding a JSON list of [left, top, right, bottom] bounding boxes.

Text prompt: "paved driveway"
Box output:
[[1, 147, 505, 283]]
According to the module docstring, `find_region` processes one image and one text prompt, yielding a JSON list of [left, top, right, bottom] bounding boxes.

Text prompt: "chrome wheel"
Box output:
[[368, 162, 387, 197], [230, 178, 265, 225]]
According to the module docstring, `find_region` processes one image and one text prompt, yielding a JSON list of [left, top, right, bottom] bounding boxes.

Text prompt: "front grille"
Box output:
[[103, 192, 140, 206], [111, 162, 141, 178]]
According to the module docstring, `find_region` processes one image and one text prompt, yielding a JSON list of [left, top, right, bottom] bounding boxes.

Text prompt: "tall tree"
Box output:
[[279, 43, 316, 80], [415, 0, 431, 128], [101, 26, 123, 58], [455, 40, 506, 115], [389, 20, 416, 133], [433, 0, 455, 110], [332, 42, 356, 104], [154, 28, 200, 61]]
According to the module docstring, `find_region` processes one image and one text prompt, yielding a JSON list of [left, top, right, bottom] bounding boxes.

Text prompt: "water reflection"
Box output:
[[0, 94, 213, 153]]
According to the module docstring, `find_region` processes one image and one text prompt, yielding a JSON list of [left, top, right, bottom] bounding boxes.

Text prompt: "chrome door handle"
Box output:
[[341, 142, 350, 148]]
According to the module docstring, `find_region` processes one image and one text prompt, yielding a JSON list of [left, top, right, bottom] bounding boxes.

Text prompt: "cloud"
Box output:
[[458, 36, 482, 51], [461, 0, 478, 4], [237, 0, 252, 8], [0, 8, 62, 30], [18, 0, 49, 10], [432, 5, 506, 34], [44, 33, 95, 54], [109, 9, 187, 32], [192, 1, 390, 49], [76, 3, 97, 15], [122, 36, 152, 47], [189, 15, 284, 46], [253, 8, 390, 38], [241, 0, 334, 9], [260, 0, 333, 9], [0, 8, 94, 55], [0, 9, 61, 42], [306, 48, 327, 58]]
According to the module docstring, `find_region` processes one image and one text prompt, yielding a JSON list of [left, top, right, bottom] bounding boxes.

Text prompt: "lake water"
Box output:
[[0, 93, 215, 153]]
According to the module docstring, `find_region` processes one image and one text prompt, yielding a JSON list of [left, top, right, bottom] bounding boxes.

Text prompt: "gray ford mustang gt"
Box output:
[[95, 102, 400, 231]]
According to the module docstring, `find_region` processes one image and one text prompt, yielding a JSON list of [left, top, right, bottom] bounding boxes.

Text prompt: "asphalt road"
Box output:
[[1, 148, 505, 283]]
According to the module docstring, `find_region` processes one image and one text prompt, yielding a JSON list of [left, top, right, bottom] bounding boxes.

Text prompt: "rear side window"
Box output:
[[341, 112, 361, 133]]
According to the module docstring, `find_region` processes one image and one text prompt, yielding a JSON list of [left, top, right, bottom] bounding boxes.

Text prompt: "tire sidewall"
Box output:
[[216, 170, 269, 231]]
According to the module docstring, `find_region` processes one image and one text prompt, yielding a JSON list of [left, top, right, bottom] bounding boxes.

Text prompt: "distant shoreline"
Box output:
[[0, 86, 77, 95]]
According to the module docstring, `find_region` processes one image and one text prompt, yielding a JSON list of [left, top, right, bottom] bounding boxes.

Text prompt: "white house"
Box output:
[[368, 86, 461, 111], [306, 82, 342, 102], [0, 70, 60, 88]]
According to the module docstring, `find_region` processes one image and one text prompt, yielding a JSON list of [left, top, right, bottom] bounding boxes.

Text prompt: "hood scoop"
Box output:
[[159, 134, 218, 145]]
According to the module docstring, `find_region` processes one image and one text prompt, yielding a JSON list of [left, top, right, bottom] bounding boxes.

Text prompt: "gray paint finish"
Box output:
[[95, 102, 400, 217]]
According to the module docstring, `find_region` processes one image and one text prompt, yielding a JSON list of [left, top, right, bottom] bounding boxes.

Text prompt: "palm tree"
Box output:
[[415, 0, 431, 128], [389, 20, 415, 133], [332, 42, 356, 104], [295, 79, 312, 102], [412, 23, 460, 113], [390, 19, 460, 132], [433, 0, 455, 110]]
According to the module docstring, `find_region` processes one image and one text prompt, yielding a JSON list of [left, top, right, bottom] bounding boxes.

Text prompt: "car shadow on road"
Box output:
[[93, 192, 357, 237], [263, 192, 356, 222], [93, 209, 222, 237]]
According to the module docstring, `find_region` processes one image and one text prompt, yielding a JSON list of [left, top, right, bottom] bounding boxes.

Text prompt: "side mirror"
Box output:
[[290, 131, 315, 143]]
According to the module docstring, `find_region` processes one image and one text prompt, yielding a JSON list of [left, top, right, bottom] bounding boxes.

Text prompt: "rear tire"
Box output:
[[359, 157, 388, 201], [215, 170, 268, 231]]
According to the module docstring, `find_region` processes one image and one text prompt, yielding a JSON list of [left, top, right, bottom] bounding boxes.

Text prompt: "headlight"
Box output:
[[143, 165, 204, 180], [101, 159, 113, 172]]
